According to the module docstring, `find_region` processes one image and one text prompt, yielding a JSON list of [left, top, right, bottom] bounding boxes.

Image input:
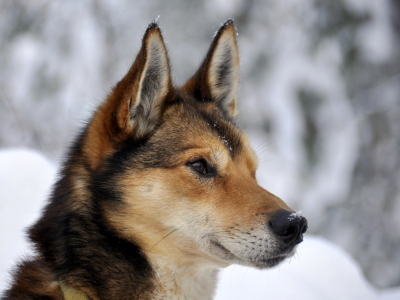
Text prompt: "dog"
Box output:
[[3, 19, 307, 299]]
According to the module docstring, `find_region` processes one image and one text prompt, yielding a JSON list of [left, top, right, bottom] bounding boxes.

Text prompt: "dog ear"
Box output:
[[84, 22, 173, 168], [113, 22, 173, 139], [182, 19, 239, 119]]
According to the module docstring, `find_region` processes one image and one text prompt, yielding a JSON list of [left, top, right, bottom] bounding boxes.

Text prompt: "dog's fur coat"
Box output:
[[3, 20, 307, 300]]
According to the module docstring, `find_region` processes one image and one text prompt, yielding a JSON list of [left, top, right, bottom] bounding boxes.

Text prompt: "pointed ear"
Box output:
[[112, 22, 173, 140], [182, 19, 239, 119], [100, 22, 173, 141], [84, 22, 173, 168]]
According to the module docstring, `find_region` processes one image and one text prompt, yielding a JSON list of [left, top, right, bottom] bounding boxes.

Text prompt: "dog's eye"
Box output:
[[187, 159, 215, 177], [191, 160, 207, 174]]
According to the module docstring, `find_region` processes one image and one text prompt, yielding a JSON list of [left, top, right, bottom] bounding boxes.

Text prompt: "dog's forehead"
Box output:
[[163, 100, 240, 150], [152, 98, 258, 169]]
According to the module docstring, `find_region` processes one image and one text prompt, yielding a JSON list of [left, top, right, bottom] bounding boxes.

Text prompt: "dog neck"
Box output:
[[112, 215, 226, 299], [150, 256, 220, 300], [59, 252, 220, 300]]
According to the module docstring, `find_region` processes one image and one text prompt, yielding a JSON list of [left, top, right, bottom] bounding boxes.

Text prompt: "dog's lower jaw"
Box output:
[[208, 238, 297, 269], [251, 251, 295, 269], [147, 243, 295, 299]]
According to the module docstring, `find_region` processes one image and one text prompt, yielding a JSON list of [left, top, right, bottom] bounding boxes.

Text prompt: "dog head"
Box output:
[[84, 20, 307, 270]]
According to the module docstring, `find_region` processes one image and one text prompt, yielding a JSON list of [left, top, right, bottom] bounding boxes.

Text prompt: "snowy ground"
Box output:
[[1, 148, 399, 299]]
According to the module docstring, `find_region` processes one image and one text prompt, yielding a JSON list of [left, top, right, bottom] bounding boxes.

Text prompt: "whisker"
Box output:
[[132, 226, 176, 238], [152, 227, 176, 236], [150, 228, 179, 250]]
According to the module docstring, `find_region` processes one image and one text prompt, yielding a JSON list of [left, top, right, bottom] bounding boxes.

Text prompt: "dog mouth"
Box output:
[[209, 238, 294, 268], [209, 239, 239, 261]]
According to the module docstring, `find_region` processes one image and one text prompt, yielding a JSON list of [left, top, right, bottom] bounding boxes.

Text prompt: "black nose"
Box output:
[[269, 210, 308, 245]]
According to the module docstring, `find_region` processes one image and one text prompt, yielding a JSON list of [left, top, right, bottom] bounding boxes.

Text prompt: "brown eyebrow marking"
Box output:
[[198, 110, 243, 158]]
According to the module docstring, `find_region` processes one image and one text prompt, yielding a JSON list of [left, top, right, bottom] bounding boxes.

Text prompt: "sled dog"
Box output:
[[3, 19, 307, 299]]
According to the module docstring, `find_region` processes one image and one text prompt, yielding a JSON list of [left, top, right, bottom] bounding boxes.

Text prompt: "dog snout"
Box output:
[[269, 210, 308, 245]]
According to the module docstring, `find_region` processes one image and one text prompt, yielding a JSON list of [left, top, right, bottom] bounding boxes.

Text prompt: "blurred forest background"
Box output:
[[0, 0, 399, 290]]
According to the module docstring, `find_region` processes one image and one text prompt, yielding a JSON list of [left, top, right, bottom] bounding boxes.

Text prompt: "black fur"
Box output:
[[26, 131, 156, 299]]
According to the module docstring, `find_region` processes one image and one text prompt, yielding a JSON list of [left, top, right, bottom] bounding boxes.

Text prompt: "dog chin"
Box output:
[[208, 239, 296, 269], [251, 253, 293, 269]]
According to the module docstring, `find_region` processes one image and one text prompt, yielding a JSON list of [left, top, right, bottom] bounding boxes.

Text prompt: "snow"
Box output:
[[288, 210, 303, 221], [216, 236, 400, 300], [0, 149, 56, 291], [1, 148, 399, 299]]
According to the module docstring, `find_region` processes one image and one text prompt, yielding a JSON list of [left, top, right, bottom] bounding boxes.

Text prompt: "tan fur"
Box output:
[[104, 108, 292, 298]]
